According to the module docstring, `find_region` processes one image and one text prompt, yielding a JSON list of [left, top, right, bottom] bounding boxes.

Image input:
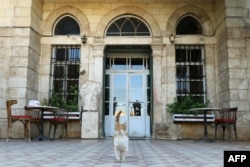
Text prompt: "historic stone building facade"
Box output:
[[0, 0, 250, 140]]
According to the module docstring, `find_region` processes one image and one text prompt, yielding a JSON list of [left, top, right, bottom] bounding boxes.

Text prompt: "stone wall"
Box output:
[[0, 0, 250, 140], [216, 0, 250, 110], [216, 0, 229, 107], [215, 0, 250, 139], [0, 0, 43, 138], [40, 0, 216, 139]]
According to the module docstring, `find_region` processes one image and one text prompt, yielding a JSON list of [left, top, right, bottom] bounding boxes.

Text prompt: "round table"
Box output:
[[25, 106, 59, 141], [190, 108, 221, 142]]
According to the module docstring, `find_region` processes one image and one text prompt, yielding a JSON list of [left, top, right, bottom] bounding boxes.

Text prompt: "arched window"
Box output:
[[54, 16, 80, 35], [52, 15, 81, 108], [106, 16, 150, 36], [176, 16, 203, 35]]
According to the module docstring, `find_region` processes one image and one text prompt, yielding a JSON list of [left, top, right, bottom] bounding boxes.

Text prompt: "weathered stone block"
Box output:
[[229, 78, 248, 89], [81, 112, 98, 138], [230, 90, 248, 100]]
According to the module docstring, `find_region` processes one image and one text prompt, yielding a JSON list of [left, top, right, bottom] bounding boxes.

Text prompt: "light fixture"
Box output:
[[169, 33, 175, 43], [81, 34, 88, 44]]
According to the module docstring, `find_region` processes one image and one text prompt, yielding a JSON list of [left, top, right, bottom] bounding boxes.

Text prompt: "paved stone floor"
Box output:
[[0, 138, 249, 167]]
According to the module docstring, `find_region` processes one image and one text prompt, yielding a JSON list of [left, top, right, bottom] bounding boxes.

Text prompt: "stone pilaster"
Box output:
[[91, 44, 105, 83], [151, 44, 167, 139], [90, 44, 105, 138]]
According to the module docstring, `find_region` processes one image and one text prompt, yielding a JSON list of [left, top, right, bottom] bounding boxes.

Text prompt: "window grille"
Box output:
[[51, 45, 80, 105], [175, 45, 206, 102], [106, 16, 150, 36]]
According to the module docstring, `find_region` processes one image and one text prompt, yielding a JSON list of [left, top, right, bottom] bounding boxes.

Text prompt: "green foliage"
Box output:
[[79, 69, 86, 76], [42, 98, 48, 106], [42, 85, 79, 112], [166, 96, 206, 114], [46, 89, 67, 108], [67, 85, 79, 112]]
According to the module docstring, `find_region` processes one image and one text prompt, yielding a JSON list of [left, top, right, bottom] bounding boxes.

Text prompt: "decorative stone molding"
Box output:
[[166, 5, 214, 36], [151, 45, 164, 57], [95, 6, 161, 37], [43, 5, 90, 36], [92, 44, 105, 57]]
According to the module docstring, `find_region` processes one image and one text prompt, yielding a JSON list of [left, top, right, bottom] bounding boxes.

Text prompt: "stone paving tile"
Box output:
[[0, 139, 249, 167]]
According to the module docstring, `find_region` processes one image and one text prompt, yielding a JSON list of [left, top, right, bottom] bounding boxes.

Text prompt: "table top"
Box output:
[[190, 107, 221, 111], [25, 106, 59, 111]]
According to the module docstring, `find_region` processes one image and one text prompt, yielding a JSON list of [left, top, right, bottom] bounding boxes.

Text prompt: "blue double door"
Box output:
[[105, 72, 150, 137]]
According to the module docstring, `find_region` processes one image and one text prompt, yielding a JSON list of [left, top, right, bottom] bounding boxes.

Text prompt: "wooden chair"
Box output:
[[214, 107, 238, 141], [24, 106, 42, 136], [6, 100, 32, 142], [48, 109, 68, 140]]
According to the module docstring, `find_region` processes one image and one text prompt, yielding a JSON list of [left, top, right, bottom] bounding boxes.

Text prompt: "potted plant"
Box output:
[[42, 85, 81, 120], [166, 96, 214, 122]]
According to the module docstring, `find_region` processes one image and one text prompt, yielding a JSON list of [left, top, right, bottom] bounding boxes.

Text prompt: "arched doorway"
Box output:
[[103, 45, 152, 138]]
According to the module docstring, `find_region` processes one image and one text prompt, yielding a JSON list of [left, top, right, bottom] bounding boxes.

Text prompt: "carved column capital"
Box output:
[[92, 44, 105, 58], [151, 44, 164, 57]]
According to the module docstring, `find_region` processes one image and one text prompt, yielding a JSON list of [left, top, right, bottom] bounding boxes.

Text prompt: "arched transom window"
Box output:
[[176, 15, 203, 35], [54, 16, 80, 35], [106, 16, 150, 36]]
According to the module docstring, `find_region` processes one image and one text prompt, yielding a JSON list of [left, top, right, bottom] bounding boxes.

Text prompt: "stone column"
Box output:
[[151, 44, 179, 140], [151, 45, 164, 138], [91, 44, 105, 83]]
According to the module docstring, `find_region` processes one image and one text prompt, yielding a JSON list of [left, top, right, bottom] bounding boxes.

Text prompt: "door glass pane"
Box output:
[[113, 58, 127, 70], [114, 75, 126, 87], [114, 106, 126, 116], [104, 102, 109, 115], [131, 58, 143, 70], [113, 75, 127, 116], [113, 75, 126, 102], [130, 75, 143, 102], [130, 75, 142, 87]]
